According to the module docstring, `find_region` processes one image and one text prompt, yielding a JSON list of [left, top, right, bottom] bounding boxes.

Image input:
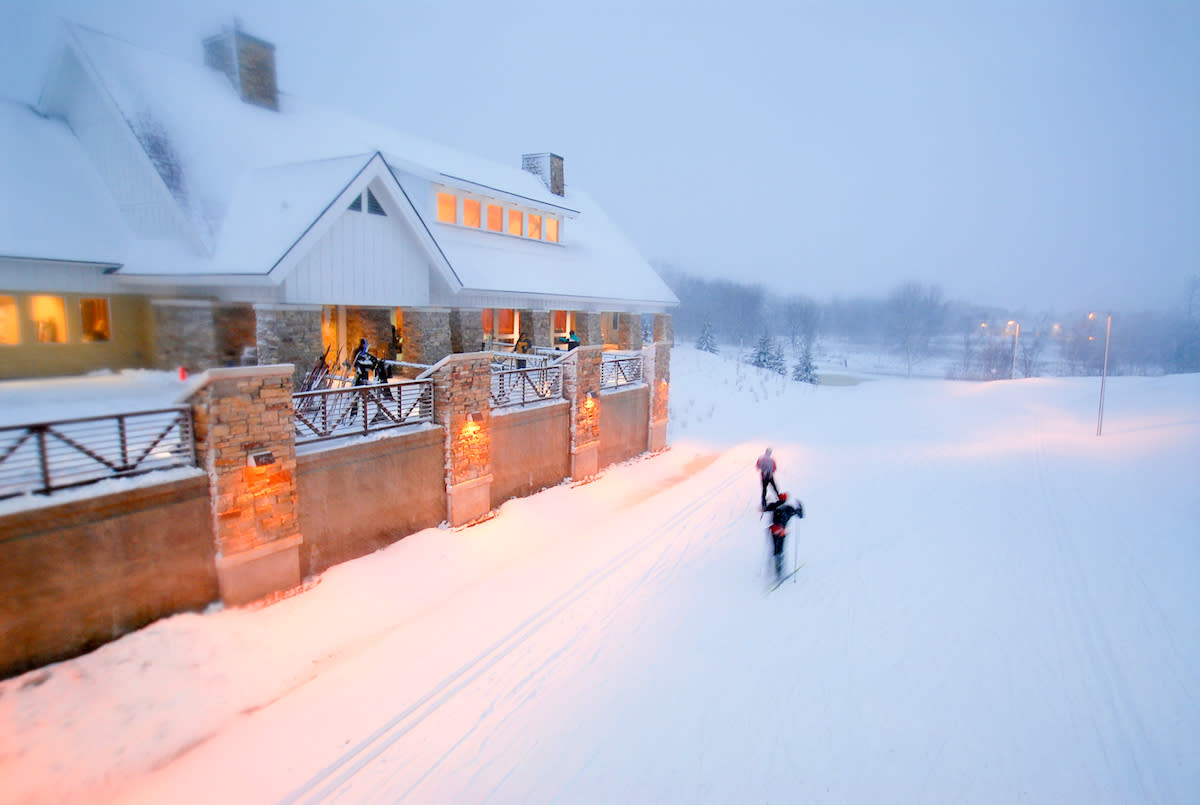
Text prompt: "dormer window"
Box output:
[[435, 186, 561, 243], [437, 192, 457, 223]]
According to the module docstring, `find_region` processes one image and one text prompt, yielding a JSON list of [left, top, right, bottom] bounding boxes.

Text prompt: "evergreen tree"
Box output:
[[792, 345, 819, 384], [751, 333, 786, 375], [695, 320, 719, 354]]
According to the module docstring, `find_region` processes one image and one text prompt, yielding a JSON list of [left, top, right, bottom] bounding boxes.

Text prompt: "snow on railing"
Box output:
[[601, 352, 643, 388], [0, 407, 196, 500], [490, 364, 564, 409], [292, 379, 434, 445]]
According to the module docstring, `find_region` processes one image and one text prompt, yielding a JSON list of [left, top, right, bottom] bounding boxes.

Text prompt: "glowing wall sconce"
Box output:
[[467, 411, 483, 423]]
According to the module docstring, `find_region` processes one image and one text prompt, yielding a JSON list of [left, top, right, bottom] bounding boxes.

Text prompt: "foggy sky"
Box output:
[[2, 0, 1197, 314]]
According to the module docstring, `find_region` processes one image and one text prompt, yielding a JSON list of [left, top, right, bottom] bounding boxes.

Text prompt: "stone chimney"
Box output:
[[521, 153, 565, 196], [203, 22, 279, 111]]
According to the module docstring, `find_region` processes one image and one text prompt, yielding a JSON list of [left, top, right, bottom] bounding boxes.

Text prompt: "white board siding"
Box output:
[[55, 53, 191, 243], [280, 209, 431, 306]]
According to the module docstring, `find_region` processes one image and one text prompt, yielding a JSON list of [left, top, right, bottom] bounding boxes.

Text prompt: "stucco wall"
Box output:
[[490, 400, 570, 508], [0, 474, 217, 680], [0, 292, 153, 380], [598, 385, 650, 470], [296, 425, 446, 576]]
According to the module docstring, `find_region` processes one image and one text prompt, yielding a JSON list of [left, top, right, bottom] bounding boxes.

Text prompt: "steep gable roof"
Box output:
[[0, 98, 129, 266], [24, 23, 678, 310]]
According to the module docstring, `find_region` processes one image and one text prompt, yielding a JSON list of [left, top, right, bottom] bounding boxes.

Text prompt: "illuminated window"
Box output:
[[80, 298, 111, 342], [528, 213, 542, 240], [31, 295, 66, 343], [486, 204, 503, 231], [545, 217, 559, 243], [437, 192, 457, 223], [463, 198, 481, 228], [507, 209, 523, 237], [497, 308, 515, 337], [0, 296, 17, 344]]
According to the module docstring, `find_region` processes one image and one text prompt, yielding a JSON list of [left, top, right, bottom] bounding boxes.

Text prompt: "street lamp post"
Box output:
[[1008, 320, 1021, 379], [1096, 312, 1112, 436]]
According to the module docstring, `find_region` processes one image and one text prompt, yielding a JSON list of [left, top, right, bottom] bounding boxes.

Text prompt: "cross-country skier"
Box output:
[[756, 447, 780, 509], [763, 492, 803, 580]]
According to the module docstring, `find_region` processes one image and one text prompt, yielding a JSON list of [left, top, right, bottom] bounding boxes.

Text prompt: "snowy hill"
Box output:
[[1, 348, 1198, 803]]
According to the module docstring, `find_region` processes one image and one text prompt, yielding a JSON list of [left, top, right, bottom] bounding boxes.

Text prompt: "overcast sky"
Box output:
[[2, 0, 1197, 313]]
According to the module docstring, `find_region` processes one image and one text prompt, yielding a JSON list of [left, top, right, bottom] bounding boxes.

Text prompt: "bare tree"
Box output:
[[885, 282, 946, 377]]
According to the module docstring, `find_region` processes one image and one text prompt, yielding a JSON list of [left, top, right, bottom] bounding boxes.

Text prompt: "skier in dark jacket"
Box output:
[[352, 339, 377, 386], [763, 492, 804, 580]]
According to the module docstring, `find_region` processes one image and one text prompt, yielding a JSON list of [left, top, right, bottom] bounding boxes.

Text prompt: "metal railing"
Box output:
[[0, 407, 197, 500], [293, 379, 434, 445], [491, 363, 564, 409], [488, 350, 553, 372], [601, 353, 643, 388]]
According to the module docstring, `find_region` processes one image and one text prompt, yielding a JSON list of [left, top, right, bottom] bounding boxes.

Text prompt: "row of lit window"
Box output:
[[0, 295, 111, 345], [436, 191, 560, 243]]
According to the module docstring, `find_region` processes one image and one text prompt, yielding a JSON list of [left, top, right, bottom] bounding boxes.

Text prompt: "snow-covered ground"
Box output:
[[1, 347, 1198, 804]]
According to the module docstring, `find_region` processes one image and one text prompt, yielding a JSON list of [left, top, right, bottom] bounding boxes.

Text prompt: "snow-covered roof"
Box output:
[[0, 98, 130, 266], [13, 23, 676, 309]]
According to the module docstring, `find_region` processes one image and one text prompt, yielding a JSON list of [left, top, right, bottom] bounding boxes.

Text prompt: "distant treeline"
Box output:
[[657, 265, 1200, 378]]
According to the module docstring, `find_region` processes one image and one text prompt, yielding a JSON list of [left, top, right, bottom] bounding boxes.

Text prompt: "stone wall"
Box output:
[[563, 345, 602, 479], [402, 308, 452, 367], [617, 312, 643, 351], [345, 307, 393, 360], [520, 310, 553, 349], [152, 300, 218, 372], [449, 309, 484, 354], [214, 303, 256, 367], [573, 312, 604, 347], [255, 306, 322, 388]]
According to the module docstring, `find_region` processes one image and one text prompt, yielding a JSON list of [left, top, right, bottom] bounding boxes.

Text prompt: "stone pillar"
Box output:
[[617, 313, 643, 351], [402, 308, 452, 367], [344, 307, 393, 359], [151, 299, 218, 373], [518, 310, 553, 349], [449, 309, 484, 354], [254, 304, 322, 389], [573, 312, 604, 347], [190, 365, 301, 607], [647, 341, 671, 452], [214, 303, 257, 367], [430, 353, 493, 526], [563, 345, 602, 479], [653, 313, 674, 345]]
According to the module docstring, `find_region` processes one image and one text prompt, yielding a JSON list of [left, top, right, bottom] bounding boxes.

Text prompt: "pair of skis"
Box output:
[[765, 562, 804, 594]]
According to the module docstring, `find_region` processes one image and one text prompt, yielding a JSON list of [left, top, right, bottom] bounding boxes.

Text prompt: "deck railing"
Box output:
[[601, 353, 643, 388], [490, 364, 564, 409], [0, 407, 196, 500], [292, 379, 434, 445]]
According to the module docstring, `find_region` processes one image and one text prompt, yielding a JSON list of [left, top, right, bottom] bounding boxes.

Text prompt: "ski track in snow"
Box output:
[[278, 455, 749, 804]]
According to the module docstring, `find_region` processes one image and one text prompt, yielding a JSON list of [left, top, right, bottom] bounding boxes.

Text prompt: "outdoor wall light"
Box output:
[[247, 450, 276, 468], [587, 390, 598, 400], [467, 411, 483, 423]]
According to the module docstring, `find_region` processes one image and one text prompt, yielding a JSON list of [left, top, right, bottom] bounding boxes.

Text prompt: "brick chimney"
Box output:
[[203, 22, 279, 111], [521, 153, 564, 196]]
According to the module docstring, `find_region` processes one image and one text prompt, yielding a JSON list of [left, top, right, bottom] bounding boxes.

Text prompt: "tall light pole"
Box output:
[[1096, 312, 1112, 436], [1008, 320, 1021, 379]]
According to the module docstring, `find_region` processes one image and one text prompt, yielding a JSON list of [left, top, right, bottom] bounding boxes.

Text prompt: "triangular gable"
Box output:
[[259, 152, 461, 289]]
